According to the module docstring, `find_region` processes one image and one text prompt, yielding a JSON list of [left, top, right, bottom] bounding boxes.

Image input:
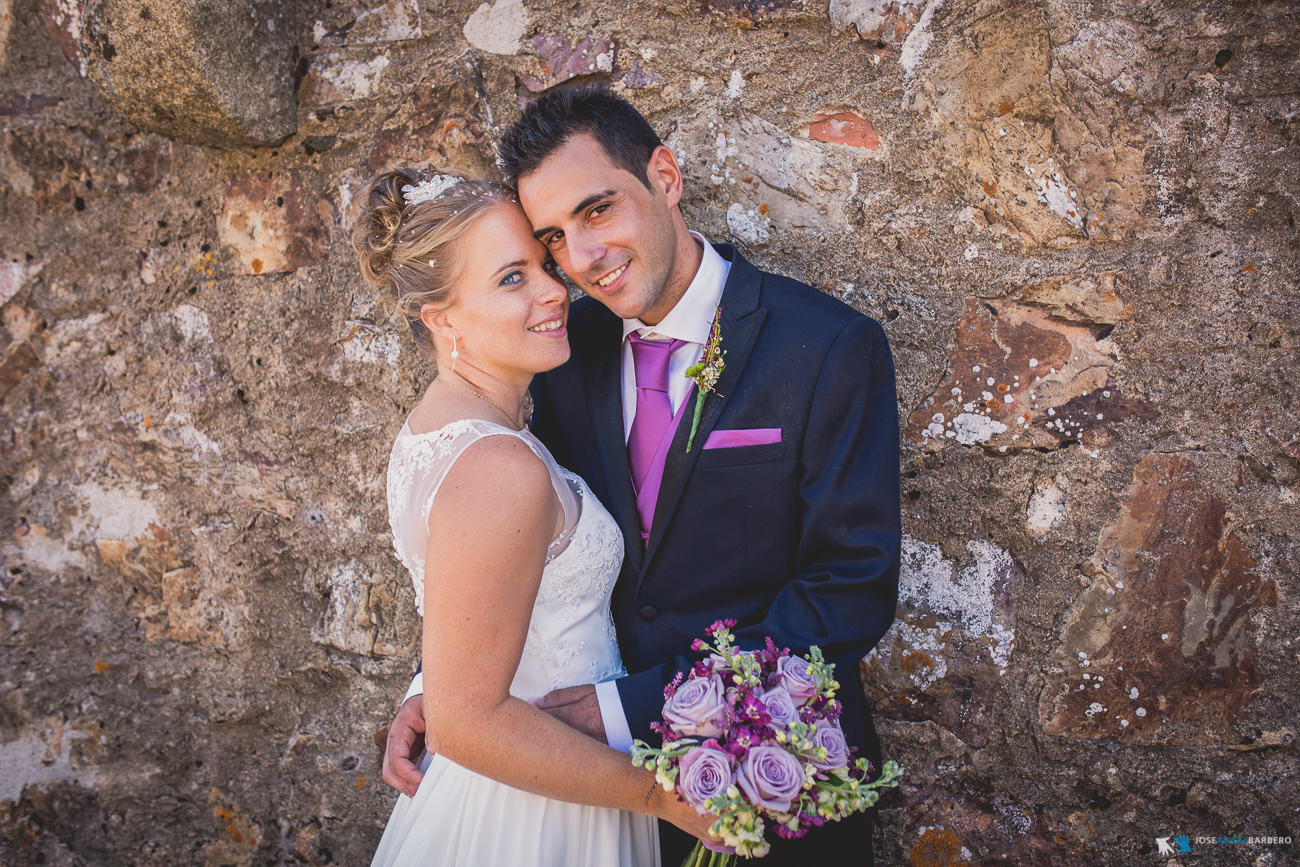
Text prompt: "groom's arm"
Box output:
[[616, 315, 902, 744]]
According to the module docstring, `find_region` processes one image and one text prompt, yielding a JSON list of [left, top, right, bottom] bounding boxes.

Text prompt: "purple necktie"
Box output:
[[627, 332, 685, 493]]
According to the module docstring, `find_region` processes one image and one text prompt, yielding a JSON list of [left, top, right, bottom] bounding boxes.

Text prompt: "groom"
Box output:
[[383, 84, 900, 864]]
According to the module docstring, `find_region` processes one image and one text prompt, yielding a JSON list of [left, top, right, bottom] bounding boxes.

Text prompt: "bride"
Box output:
[[353, 169, 712, 866]]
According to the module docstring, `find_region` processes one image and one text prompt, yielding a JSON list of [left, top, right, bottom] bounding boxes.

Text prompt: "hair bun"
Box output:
[[353, 167, 424, 289]]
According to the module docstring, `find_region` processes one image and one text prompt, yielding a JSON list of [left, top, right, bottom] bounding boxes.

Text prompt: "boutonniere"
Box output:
[[684, 307, 726, 452]]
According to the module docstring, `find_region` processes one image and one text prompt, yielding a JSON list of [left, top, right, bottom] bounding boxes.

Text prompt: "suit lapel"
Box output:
[[642, 247, 767, 575], [583, 308, 646, 574]]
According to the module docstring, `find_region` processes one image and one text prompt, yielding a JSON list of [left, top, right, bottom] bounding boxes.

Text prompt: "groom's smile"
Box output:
[[594, 261, 629, 291]]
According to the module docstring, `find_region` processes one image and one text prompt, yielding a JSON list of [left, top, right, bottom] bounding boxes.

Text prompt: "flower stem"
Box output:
[[680, 841, 735, 867], [684, 391, 707, 452]]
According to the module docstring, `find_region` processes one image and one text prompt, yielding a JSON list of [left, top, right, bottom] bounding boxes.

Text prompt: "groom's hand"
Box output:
[[382, 694, 428, 797], [533, 685, 606, 743]]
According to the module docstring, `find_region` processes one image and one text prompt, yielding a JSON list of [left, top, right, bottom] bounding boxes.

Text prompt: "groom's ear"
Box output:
[[646, 145, 684, 209]]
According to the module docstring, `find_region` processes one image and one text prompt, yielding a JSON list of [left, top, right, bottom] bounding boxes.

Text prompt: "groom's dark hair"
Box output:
[[497, 83, 662, 191]]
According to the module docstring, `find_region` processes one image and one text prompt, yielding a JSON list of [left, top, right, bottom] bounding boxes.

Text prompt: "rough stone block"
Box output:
[[519, 33, 615, 92], [311, 561, 381, 656], [0, 261, 42, 308], [364, 82, 491, 174], [0, 337, 42, 401], [217, 173, 332, 275], [613, 59, 663, 90], [311, 0, 422, 47], [0, 0, 11, 70], [906, 296, 1155, 453], [302, 53, 392, 106], [4, 126, 87, 211], [807, 111, 881, 150], [0, 94, 63, 117], [225, 450, 299, 519], [1038, 454, 1278, 744], [462, 0, 529, 55], [970, 118, 1087, 247], [1012, 272, 1134, 327], [829, 0, 927, 45], [78, 0, 297, 148], [692, 112, 866, 239], [37, 0, 86, 75], [863, 536, 1021, 747]]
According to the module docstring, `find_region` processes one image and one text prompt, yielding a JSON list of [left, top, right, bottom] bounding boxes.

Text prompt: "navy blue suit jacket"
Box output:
[[529, 244, 901, 774]]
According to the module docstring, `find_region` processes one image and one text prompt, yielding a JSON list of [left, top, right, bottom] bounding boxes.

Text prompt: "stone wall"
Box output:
[[1, 0, 1297, 864]]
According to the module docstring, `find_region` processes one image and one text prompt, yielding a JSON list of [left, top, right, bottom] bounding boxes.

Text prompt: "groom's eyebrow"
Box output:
[[531, 190, 617, 240]]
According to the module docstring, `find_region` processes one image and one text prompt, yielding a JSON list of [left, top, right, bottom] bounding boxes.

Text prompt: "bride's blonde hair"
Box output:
[[352, 168, 515, 354]]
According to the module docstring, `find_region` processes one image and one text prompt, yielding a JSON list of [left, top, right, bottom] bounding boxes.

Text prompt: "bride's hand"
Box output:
[[649, 785, 728, 847]]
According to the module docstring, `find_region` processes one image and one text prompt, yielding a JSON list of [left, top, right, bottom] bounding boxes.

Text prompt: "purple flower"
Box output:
[[676, 745, 736, 810], [705, 619, 737, 637], [724, 724, 766, 760], [760, 686, 799, 730], [775, 655, 819, 706], [663, 675, 728, 739], [736, 689, 772, 728], [808, 720, 850, 771], [736, 745, 805, 813]]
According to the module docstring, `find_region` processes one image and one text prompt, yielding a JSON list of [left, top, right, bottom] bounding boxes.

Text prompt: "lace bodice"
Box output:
[[386, 418, 627, 698]]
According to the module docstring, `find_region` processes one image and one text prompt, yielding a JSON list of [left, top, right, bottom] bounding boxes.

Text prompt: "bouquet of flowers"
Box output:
[[631, 621, 902, 865]]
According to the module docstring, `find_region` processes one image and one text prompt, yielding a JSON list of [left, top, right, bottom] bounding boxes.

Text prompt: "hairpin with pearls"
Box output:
[[401, 175, 461, 206]]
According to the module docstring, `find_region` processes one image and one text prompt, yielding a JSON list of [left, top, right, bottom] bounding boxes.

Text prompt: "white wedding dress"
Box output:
[[371, 417, 660, 867]]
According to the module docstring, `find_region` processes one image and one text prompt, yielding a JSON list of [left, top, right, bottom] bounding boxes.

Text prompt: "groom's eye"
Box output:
[[543, 231, 563, 249]]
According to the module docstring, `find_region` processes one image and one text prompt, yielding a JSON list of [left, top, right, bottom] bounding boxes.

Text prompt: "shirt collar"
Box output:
[[621, 232, 729, 345]]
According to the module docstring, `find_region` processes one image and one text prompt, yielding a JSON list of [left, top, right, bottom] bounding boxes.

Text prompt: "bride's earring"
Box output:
[[451, 334, 460, 374]]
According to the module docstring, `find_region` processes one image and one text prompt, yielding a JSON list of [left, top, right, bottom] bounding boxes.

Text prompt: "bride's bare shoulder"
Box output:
[[428, 433, 555, 532]]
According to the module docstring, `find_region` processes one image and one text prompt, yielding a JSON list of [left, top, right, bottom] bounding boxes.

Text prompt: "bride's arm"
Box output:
[[420, 435, 709, 835]]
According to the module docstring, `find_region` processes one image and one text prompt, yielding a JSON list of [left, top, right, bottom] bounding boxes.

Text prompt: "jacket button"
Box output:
[[638, 605, 658, 622]]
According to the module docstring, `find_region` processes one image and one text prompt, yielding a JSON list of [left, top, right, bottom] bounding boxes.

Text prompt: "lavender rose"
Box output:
[[760, 686, 799, 730], [676, 745, 736, 810], [736, 745, 805, 813], [775, 655, 819, 706], [663, 675, 729, 739], [808, 720, 851, 771]]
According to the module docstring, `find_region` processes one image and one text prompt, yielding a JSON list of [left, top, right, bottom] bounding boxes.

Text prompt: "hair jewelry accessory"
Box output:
[[401, 174, 461, 206]]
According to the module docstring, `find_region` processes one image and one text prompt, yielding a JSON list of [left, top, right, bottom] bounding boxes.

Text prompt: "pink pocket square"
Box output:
[[702, 428, 782, 449]]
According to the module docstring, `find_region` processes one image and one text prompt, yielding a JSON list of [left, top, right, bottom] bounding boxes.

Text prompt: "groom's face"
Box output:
[[518, 134, 681, 322]]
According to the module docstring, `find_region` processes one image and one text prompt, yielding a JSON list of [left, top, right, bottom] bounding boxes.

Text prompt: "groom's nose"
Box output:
[[564, 229, 606, 281]]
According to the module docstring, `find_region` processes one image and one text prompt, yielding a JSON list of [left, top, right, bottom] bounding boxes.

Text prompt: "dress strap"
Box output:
[[386, 419, 581, 605]]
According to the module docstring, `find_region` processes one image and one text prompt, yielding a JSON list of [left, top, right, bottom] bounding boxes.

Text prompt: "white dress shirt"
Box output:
[[407, 234, 731, 754], [618, 233, 731, 437]]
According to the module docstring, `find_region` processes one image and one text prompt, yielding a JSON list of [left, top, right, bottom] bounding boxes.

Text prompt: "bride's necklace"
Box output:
[[435, 378, 524, 430]]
